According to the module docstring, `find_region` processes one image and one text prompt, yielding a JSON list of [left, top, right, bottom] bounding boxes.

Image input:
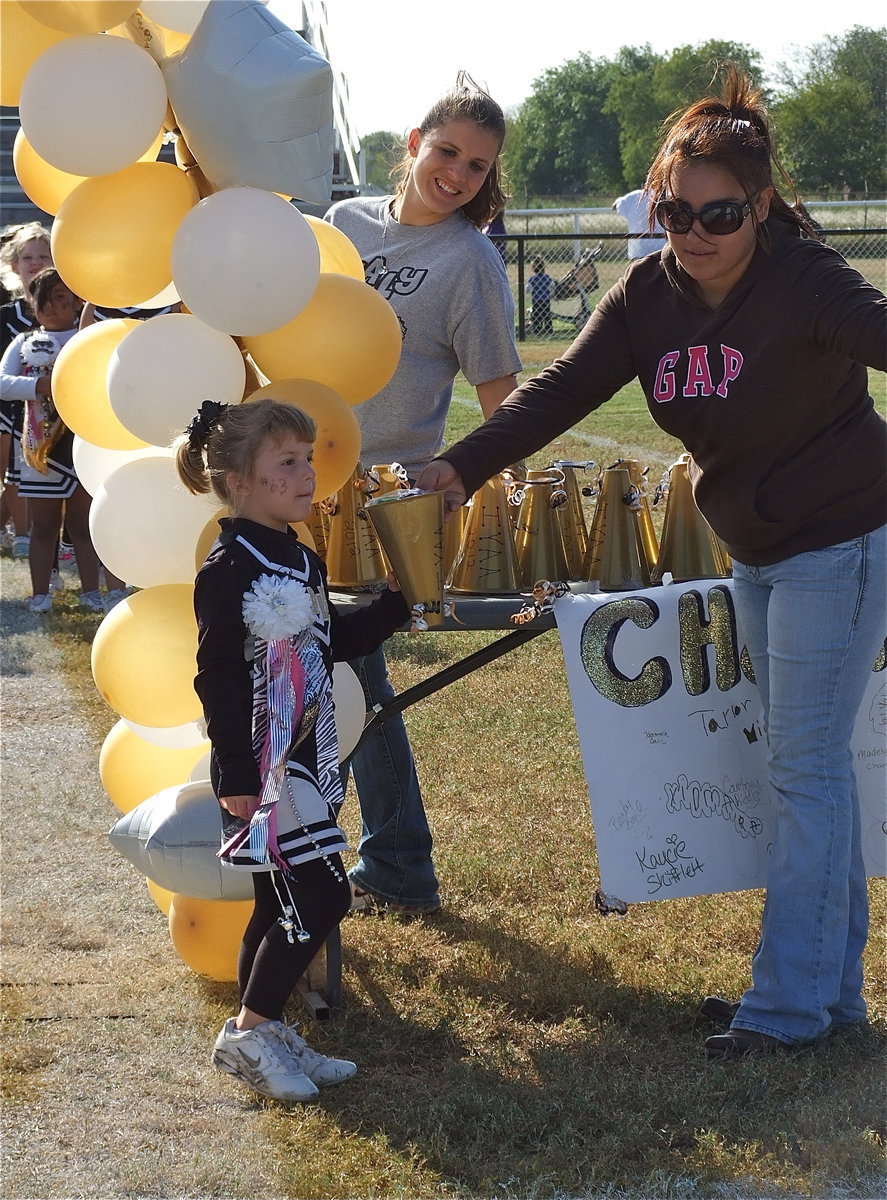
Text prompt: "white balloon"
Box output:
[[139, 0, 211, 34], [171, 187, 320, 335], [332, 662, 367, 762], [19, 35, 167, 177], [108, 314, 246, 446], [161, 0, 333, 203], [90, 454, 218, 588], [123, 718, 208, 749], [72, 437, 164, 497]]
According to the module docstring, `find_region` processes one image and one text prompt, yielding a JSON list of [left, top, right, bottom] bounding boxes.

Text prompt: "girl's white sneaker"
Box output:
[[278, 1023, 357, 1086], [212, 1018, 319, 1102]]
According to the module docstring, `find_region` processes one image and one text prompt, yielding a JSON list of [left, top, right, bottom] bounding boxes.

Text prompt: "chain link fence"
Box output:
[[492, 202, 887, 340]]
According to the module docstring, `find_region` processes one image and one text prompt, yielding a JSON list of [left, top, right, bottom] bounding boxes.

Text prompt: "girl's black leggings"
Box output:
[[238, 855, 351, 1021]]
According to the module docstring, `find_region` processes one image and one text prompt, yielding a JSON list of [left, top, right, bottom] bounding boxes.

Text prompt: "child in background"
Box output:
[[0, 222, 53, 557], [527, 257, 555, 337], [0, 268, 107, 613], [176, 398, 410, 1103]]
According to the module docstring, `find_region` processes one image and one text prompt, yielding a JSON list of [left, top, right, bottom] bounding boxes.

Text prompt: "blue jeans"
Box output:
[[341, 646, 440, 907], [730, 525, 886, 1044]]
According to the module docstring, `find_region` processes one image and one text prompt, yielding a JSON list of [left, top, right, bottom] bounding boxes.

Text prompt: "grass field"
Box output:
[[1, 346, 886, 1200]]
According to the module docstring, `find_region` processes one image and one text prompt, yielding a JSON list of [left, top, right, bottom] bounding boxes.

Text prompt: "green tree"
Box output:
[[360, 130, 401, 193], [772, 26, 887, 193], [505, 43, 763, 201], [504, 54, 622, 199], [605, 42, 763, 187]]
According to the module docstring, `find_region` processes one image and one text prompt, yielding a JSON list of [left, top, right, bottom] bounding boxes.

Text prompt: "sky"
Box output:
[[269, 1, 885, 138]]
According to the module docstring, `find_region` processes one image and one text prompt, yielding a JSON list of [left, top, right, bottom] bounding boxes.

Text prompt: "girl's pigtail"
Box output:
[[175, 400, 229, 495]]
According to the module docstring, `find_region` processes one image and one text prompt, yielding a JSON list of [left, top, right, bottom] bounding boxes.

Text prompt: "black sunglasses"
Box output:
[[655, 198, 752, 236]]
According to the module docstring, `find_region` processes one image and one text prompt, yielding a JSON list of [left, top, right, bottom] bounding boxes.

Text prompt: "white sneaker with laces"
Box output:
[[29, 593, 52, 613], [212, 1018, 319, 1102], [279, 1023, 357, 1087]]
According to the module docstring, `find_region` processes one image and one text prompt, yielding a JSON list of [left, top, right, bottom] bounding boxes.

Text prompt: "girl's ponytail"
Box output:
[[175, 400, 230, 496]]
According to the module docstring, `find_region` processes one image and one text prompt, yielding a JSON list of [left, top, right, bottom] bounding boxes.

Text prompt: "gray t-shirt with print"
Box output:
[[325, 195, 521, 478]]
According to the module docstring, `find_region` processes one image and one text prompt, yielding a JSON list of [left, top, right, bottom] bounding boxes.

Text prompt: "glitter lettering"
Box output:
[[678, 586, 740, 695], [580, 596, 672, 706]]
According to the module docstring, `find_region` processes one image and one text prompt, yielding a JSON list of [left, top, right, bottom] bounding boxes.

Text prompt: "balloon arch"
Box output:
[[6, 0, 398, 981]]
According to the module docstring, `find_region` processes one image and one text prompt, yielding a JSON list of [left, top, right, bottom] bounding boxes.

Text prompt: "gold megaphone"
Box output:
[[650, 457, 731, 583], [608, 458, 658, 572], [323, 464, 390, 590], [549, 459, 593, 578], [581, 466, 652, 591], [447, 474, 522, 594], [364, 488, 446, 627], [513, 470, 571, 588]]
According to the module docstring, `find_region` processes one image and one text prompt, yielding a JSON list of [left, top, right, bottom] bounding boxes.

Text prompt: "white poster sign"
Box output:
[[553, 580, 886, 904]]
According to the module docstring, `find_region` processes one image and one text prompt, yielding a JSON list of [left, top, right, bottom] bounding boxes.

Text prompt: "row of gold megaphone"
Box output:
[[581, 455, 730, 590], [449, 462, 599, 593], [316, 453, 730, 609], [320, 463, 467, 597], [447, 454, 729, 594], [318, 464, 454, 628]]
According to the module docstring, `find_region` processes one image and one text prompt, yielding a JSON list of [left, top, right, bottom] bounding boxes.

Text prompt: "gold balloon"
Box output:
[[13, 127, 86, 216], [91, 583, 201, 727], [99, 719, 208, 814], [52, 162, 198, 309], [243, 275, 402, 405], [13, 126, 163, 217], [303, 215, 365, 280], [245, 379, 362, 501], [52, 319, 150, 450], [147, 878, 174, 915], [18, 1, 140, 34], [0, 2, 68, 107], [194, 508, 228, 572], [168, 894, 254, 981]]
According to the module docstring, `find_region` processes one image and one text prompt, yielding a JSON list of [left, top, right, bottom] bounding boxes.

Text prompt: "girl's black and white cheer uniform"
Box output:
[[0, 324, 79, 498], [193, 517, 408, 1020]]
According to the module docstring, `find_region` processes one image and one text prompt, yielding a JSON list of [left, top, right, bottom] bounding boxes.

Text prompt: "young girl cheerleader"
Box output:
[[176, 398, 410, 1103], [0, 267, 108, 612]]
